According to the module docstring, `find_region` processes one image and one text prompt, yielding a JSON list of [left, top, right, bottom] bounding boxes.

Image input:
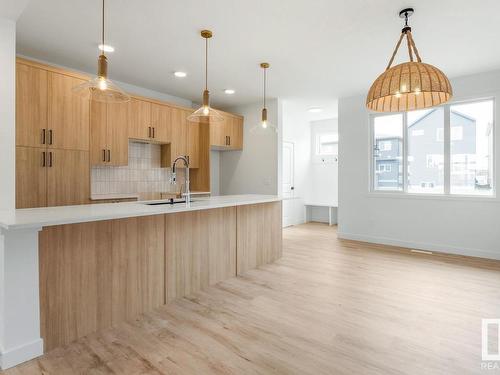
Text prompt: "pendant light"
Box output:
[[250, 62, 277, 134], [187, 30, 223, 123], [72, 0, 130, 103], [366, 8, 452, 112]]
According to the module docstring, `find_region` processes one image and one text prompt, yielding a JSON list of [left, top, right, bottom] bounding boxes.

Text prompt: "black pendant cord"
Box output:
[[263, 67, 266, 110], [101, 0, 105, 56]]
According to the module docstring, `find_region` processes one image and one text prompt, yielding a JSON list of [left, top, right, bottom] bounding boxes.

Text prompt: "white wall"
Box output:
[[219, 99, 282, 195], [338, 69, 500, 260], [0, 18, 16, 210]]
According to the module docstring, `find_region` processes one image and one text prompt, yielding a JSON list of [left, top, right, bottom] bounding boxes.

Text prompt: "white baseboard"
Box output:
[[337, 231, 500, 261], [0, 338, 43, 370]]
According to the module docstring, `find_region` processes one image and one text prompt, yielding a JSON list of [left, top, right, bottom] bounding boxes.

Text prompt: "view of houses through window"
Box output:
[[371, 99, 494, 196]]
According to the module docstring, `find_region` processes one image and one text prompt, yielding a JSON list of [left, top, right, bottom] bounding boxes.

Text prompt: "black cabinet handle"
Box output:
[[41, 129, 46, 145], [42, 151, 46, 167], [152, 127, 155, 138], [48, 129, 53, 145], [107, 149, 111, 162], [228, 136, 231, 146], [148, 126, 152, 138], [48, 152, 53, 167], [102, 149, 106, 162]]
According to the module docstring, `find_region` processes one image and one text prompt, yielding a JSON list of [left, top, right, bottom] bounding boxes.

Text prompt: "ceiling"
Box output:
[[17, 0, 500, 117]]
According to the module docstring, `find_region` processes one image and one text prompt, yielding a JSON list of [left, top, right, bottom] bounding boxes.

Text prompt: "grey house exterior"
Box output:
[[374, 109, 477, 190]]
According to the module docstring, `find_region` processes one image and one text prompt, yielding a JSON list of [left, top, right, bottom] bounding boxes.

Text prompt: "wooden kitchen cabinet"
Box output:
[[47, 72, 89, 151], [209, 120, 226, 148], [16, 147, 89, 208], [16, 63, 48, 148], [47, 149, 90, 206], [186, 111, 200, 168], [165, 207, 236, 302], [236, 202, 282, 275], [90, 101, 129, 166], [39, 214, 165, 351], [209, 113, 243, 150], [16, 146, 47, 208], [151, 103, 172, 143], [128, 98, 152, 140]]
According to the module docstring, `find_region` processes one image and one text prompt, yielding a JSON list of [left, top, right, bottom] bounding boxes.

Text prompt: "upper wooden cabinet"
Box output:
[[129, 98, 171, 143], [128, 98, 152, 141], [209, 113, 243, 150], [151, 103, 172, 143], [16, 63, 48, 148], [90, 101, 129, 166], [48, 72, 90, 151]]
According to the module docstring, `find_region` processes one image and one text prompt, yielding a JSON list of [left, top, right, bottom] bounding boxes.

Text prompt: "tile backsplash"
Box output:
[[91, 141, 184, 199]]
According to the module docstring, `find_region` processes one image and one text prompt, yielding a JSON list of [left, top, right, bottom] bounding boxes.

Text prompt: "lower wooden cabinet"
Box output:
[[16, 146, 47, 208], [16, 147, 89, 208], [165, 207, 236, 302], [47, 149, 90, 207], [236, 202, 282, 275], [39, 215, 165, 351], [37, 203, 281, 352]]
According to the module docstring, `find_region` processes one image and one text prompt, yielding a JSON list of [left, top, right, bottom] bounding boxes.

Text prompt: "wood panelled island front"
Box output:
[[37, 201, 281, 351]]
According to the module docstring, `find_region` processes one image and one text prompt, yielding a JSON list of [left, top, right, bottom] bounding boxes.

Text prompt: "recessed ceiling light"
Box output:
[[308, 107, 323, 113], [174, 71, 187, 78], [224, 89, 235, 95], [98, 44, 114, 52]]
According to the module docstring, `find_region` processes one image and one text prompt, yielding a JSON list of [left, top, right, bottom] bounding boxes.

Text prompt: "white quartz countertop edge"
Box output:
[[0, 195, 282, 231]]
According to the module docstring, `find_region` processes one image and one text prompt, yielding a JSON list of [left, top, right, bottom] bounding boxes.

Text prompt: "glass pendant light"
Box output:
[[366, 8, 452, 112], [250, 63, 277, 134], [72, 0, 130, 103], [187, 30, 224, 123]]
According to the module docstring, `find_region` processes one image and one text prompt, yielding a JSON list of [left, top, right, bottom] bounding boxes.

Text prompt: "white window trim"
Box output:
[[368, 96, 497, 199]]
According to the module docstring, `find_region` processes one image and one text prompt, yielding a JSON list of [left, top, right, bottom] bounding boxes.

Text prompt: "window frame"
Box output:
[[369, 96, 496, 199]]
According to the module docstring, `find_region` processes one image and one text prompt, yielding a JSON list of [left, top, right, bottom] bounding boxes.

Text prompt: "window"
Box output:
[[371, 98, 495, 196], [450, 100, 494, 195], [373, 114, 403, 191], [316, 133, 338, 155], [377, 164, 392, 172], [408, 108, 444, 193]]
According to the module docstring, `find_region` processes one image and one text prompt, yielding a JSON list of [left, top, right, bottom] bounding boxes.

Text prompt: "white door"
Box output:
[[282, 142, 295, 227]]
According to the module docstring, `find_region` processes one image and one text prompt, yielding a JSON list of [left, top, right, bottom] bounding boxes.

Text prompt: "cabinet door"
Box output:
[[47, 149, 90, 207], [111, 215, 165, 320], [227, 116, 243, 150], [16, 63, 48, 148], [151, 103, 171, 143], [16, 146, 47, 208], [209, 119, 226, 147], [187, 120, 200, 168], [48, 72, 89, 151], [90, 101, 108, 166], [128, 98, 151, 140], [107, 102, 129, 166], [170, 107, 187, 159]]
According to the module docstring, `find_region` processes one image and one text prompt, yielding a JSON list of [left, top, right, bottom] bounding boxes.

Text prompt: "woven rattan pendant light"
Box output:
[[366, 8, 452, 112]]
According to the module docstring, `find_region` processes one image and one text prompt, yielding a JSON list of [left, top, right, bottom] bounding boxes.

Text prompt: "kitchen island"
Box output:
[[0, 195, 282, 369]]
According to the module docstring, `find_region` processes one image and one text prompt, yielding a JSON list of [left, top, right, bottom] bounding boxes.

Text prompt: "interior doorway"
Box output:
[[282, 141, 295, 227]]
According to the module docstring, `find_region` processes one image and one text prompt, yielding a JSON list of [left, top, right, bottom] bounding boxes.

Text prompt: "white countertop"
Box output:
[[0, 195, 281, 231]]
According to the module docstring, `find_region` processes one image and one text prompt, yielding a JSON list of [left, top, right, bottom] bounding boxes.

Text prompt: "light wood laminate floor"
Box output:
[[5, 223, 500, 375]]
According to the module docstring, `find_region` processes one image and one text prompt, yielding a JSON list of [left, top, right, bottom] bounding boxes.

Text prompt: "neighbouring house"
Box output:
[[374, 109, 482, 190]]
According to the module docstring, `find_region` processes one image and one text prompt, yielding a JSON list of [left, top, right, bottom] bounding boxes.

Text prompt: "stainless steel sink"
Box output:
[[144, 198, 194, 206]]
